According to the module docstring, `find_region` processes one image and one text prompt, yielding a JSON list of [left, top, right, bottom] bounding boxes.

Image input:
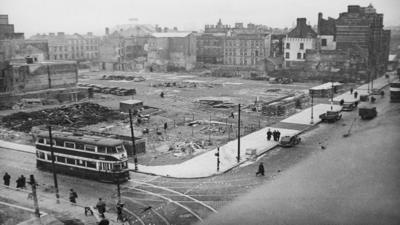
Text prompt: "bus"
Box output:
[[35, 131, 130, 183]]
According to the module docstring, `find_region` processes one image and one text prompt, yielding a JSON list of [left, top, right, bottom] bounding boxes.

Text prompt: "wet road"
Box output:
[[200, 97, 400, 224]]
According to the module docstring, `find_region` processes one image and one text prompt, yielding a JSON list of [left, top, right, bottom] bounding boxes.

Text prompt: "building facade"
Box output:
[[283, 18, 317, 68], [147, 32, 196, 71], [196, 33, 225, 64], [29, 32, 100, 62]]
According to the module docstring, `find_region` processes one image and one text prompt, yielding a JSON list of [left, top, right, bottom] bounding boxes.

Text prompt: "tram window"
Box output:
[[38, 138, 44, 144], [47, 154, 52, 161], [115, 145, 124, 153], [98, 146, 106, 153], [37, 151, 45, 159], [123, 162, 128, 169], [57, 156, 65, 163], [107, 147, 117, 154], [77, 160, 86, 167], [65, 142, 75, 148], [46, 139, 56, 145], [114, 163, 121, 170], [85, 145, 96, 152], [87, 161, 96, 168], [66, 158, 76, 165], [76, 143, 84, 150], [55, 140, 64, 146]]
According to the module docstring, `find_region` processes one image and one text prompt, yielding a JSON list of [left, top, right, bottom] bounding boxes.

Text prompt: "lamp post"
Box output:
[[48, 126, 60, 204], [129, 109, 138, 171], [114, 168, 121, 204], [215, 146, 220, 172], [310, 93, 314, 124], [237, 104, 241, 163]]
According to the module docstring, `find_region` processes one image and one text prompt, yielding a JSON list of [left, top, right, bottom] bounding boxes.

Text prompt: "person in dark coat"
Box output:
[[339, 99, 344, 106], [3, 172, 10, 186], [96, 198, 106, 218], [266, 129, 272, 141], [20, 175, 26, 188], [272, 130, 277, 141], [16, 176, 22, 188], [164, 122, 168, 130], [69, 189, 78, 204], [350, 88, 353, 94], [256, 162, 265, 176], [354, 91, 358, 99], [277, 130, 281, 141]]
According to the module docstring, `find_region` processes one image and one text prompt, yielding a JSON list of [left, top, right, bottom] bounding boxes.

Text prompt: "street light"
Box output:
[[310, 93, 314, 124], [237, 104, 241, 163], [215, 146, 220, 172], [128, 109, 138, 171], [48, 126, 60, 204]]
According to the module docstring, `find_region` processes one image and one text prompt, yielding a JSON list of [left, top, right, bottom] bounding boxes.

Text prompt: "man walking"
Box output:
[[256, 162, 265, 176], [96, 198, 106, 218], [266, 129, 272, 141], [20, 175, 26, 189], [354, 91, 358, 99], [69, 189, 78, 204], [350, 88, 353, 94], [3, 172, 10, 186], [276, 130, 281, 141]]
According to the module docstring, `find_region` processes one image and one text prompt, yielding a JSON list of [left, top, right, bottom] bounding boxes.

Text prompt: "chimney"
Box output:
[[297, 18, 307, 26], [173, 27, 178, 31], [318, 12, 323, 21], [163, 27, 168, 32], [57, 32, 65, 36], [105, 27, 109, 35], [49, 32, 55, 36]]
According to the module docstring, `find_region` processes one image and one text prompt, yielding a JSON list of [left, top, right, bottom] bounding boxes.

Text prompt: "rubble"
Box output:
[[101, 74, 146, 82], [2, 103, 123, 133]]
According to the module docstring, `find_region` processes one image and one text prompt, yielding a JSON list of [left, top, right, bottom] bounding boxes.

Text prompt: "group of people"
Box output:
[[3, 172, 27, 189], [266, 129, 281, 142]]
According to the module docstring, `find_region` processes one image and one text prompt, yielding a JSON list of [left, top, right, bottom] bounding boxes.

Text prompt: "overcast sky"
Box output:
[[1, 0, 399, 37]]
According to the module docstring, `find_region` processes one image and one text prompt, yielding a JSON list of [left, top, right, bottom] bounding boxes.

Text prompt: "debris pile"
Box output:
[[101, 75, 146, 82], [2, 103, 122, 132], [169, 141, 204, 156]]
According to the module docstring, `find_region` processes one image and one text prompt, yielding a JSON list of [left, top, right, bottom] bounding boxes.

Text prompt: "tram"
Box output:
[[35, 131, 130, 183]]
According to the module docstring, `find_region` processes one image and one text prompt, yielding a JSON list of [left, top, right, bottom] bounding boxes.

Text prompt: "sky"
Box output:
[[1, 0, 399, 37]]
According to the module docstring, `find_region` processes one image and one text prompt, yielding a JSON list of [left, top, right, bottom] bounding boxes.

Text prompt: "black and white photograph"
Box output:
[[0, 0, 399, 224]]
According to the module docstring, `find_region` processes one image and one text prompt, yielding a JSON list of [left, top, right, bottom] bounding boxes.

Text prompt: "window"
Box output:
[[321, 39, 327, 47], [107, 147, 117, 154], [57, 156, 65, 163], [38, 138, 44, 144], [77, 160, 86, 167], [115, 145, 124, 153], [286, 43, 290, 49], [66, 158, 76, 165], [54, 55, 57, 60], [47, 154, 52, 161], [87, 161, 96, 168], [300, 43, 304, 50], [255, 50, 258, 56], [297, 53, 302, 59], [303, 53, 306, 59], [76, 143, 84, 150], [55, 140, 63, 146], [65, 142, 75, 148], [64, 54, 68, 59], [85, 145, 96, 152], [285, 52, 290, 59], [98, 146, 106, 153], [37, 151, 45, 159]]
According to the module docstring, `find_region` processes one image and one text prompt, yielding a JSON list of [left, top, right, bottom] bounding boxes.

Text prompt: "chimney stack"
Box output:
[[296, 18, 307, 26], [105, 27, 109, 35]]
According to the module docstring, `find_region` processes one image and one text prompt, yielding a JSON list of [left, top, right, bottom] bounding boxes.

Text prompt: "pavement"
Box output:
[[0, 184, 122, 225]]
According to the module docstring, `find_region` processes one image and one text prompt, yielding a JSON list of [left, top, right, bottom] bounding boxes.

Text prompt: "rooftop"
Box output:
[[288, 18, 317, 38], [151, 32, 192, 38]]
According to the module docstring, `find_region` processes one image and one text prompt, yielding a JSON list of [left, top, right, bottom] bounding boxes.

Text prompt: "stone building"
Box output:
[[0, 15, 24, 40], [147, 32, 196, 71], [29, 32, 100, 62], [196, 33, 225, 64], [317, 13, 337, 51], [283, 18, 317, 68]]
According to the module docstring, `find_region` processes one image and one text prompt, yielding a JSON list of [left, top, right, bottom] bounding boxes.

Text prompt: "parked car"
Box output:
[[279, 135, 301, 147], [319, 110, 342, 123], [341, 102, 356, 111]]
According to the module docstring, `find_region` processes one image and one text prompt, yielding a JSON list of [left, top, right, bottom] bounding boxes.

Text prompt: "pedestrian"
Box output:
[[266, 129, 272, 141], [350, 88, 353, 94], [116, 202, 124, 222], [229, 112, 235, 118], [256, 162, 265, 176], [164, 122, 168, 130], [355, 101, 359, 107], [98, 218, 110, 225], [354, 91, 358, 99], [272, 130, 277, 141], [20, 175, 26, 189], [96, 198, 106, 218], [16, 176, 22, 188], [160, 91, 164, 98], [3, 172, 10, 186], [381, 90, 385, 98], [339, 99, 344, 106], [69, 189, 78, 204], [276, 130, 281, 141]]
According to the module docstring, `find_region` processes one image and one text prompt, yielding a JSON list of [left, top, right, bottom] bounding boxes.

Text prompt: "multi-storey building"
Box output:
[[0, 15, 24, 40], [335, 4, 391, 75], [29, 32, 100, 61], [147, 32, 196, 71], [283, 18, 317, 68], [224, 33, 271, 67], [196, 33, 225, 64]]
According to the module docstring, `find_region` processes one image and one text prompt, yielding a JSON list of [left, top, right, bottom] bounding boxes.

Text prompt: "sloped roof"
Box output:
[[288, 18, 317, 38], [151, 32, 192, 38]]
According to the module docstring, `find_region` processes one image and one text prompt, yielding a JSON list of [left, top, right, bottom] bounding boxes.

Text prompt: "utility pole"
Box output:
[[208, 114, 211, 143], [237, 104, 241, 163], [48, 126, 60, 203], [129, 109, 138, 171], [116, 175, 121, 203], [29, 175, 40, 218], [310, 93, 314, 124], [215, 146, 220, 172]]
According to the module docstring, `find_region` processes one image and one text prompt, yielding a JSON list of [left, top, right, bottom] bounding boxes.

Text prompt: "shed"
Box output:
[[309, 82, 343, 98], [120, 99, 144, 113]]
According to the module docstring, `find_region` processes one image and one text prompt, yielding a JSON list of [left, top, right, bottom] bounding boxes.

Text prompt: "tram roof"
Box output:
[[37, 131, 124, 146]]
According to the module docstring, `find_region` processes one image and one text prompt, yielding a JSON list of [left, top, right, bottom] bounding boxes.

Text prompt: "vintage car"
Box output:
[[319, 110, 342, 123], [279, 135, 301, 147], [341, 102, 357, 111]]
